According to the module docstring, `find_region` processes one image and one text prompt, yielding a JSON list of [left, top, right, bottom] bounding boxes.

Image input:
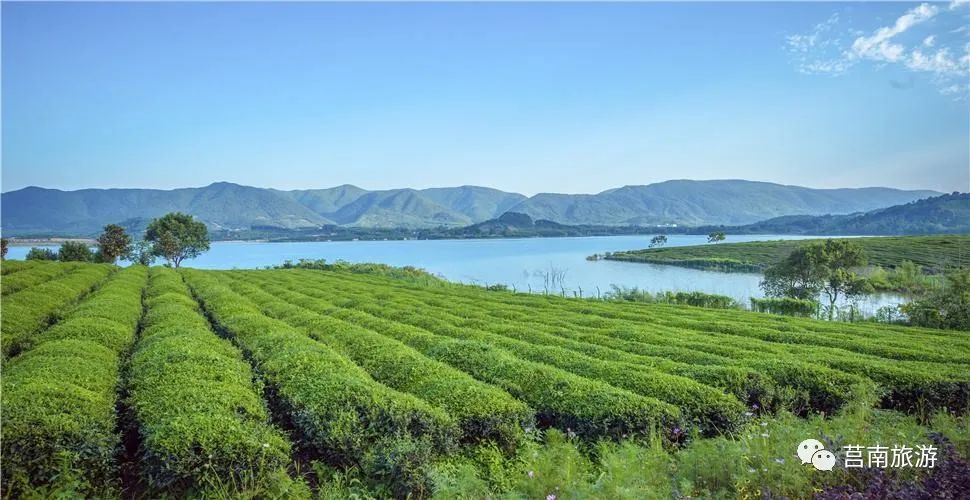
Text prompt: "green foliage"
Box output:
[[127, 239, 157, 266], [58, 241, 95, 262], [901, 269, 970, 330], [750, 297, 819, 317], [1, 237, 7, 259], [145, 212, 210, 267], [1, 266, 147, 497], [95, 224, 132, 264], [232, 271, 742, 437], [1, 264, 115, 357], [272, 258, 443, 284], [26, 246, 58, 260], [220, 273, 534, 450], [430, 405, 969, 499], [761, 239, 873, 318], [649, 234, 668, 248], [707, 231, 726, 244], [606, 235, 970, 274], [2, 261, 77, 296], [180, 269, 458, 494], [4, 262, 969, 498], [127, 268, 294, 495], [603, 286, 741, 310], [316, 299, 683, 441], [299, 267, 969, 416]]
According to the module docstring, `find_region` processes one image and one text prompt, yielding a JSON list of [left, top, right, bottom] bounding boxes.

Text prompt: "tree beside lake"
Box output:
[[760, 239, 872, 319], [145, 212, 210, 268], [58, 241, 94, 262], [96, 224, 132, 264]]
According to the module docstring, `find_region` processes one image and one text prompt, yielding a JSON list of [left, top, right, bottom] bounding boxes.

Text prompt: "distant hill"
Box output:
[[506, 180, 940, 226], [0, 179, 941, 237], [710, 192, 970, 235], [0, 182, 527, 235]]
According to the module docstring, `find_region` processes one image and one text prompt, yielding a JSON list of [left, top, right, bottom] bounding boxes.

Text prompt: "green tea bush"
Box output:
[[1, 261, 78, 295], [0, 266, 148, 497], [1, 264, 114, 357], [1, 259, 39, 275], [126, 268, 295, 495], [180, 269, 459, 493], [222, 273, 535, 451], [253, 284, 684, 441]]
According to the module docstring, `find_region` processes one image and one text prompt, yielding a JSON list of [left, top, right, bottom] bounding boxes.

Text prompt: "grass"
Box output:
[[1, 261, 968, 497], [601, 234, 970, 274]]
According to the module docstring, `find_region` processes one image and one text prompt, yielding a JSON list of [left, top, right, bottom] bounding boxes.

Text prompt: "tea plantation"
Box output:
[[2, 260, 968, 498]]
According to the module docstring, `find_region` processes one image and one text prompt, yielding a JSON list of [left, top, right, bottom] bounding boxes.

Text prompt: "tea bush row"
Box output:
[[180, 269, 459, 496], [1, 263, 115, 357], [0, 266, 148, 497], [221, 270, 684, 442], [1, 261, 78, 295], [243, 271, 747, 437], [280, 270, 866, 416], [220, 273, 534, 451], [126, 268, 296, 495]]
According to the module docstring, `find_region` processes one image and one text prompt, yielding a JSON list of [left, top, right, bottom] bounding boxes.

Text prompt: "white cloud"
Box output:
[[785, 14, 840, 54], [785, 3, 970, 98], [848, 3, 938, 63]]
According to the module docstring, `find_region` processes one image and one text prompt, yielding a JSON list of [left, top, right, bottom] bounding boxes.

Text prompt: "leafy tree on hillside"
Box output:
[[59, 241, 94, 262], [96, 224, 132, 264], [649, 235, 668, 248], [145, 212, 210, 268], [26, 247, 58, 261], [761, 239, 872, 319], [901, 269, 970, 330], [1, 238, 7, 260], [707, 232, 726, 244]]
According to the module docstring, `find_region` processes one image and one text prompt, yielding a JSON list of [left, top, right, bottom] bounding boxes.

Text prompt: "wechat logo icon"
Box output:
[[798, 439, 835, 471]]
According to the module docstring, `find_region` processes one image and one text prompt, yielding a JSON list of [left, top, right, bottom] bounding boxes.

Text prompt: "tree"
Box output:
[[707, 232, 726, 244], [26, 247, 58, 260], [127, 240, 157, 266], [145, 212, 210, 268], [58, 241, 94, 262], [1, 238, 7, 260], [900, 269, 970, 330], [649, 234, 668, 248], [760, 239, 871, 319], [96, 224, 132, 264], [760, 246, 826, 300]]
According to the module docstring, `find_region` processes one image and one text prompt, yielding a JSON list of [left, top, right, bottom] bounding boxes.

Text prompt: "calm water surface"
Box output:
[[8, 234, 904, 310]]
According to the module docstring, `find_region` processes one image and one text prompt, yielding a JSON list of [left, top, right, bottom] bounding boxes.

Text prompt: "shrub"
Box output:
[[1, 264, 115, 357], [221, 273, 534, 451], [180, 269, 459, 493], [126, 268, 294, 495], [750, 297, 819, 317], [25, 247, 58, 261], [901, 269, 970, 330], [2, 261, 77, 296], [0, 266, 148, 497], [58, 241, 94, 262]]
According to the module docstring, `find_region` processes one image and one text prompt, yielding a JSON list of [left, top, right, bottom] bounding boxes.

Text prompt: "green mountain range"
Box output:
[[0, 180, 941, 237], [508, 180, 941, 226], [714, 192, 970, 235]]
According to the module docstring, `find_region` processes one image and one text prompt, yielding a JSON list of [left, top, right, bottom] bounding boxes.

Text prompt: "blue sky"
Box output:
[[2, 2, 968, 195]]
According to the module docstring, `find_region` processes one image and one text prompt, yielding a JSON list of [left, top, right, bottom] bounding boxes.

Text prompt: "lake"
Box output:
[[6, 234, 905, 311]]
